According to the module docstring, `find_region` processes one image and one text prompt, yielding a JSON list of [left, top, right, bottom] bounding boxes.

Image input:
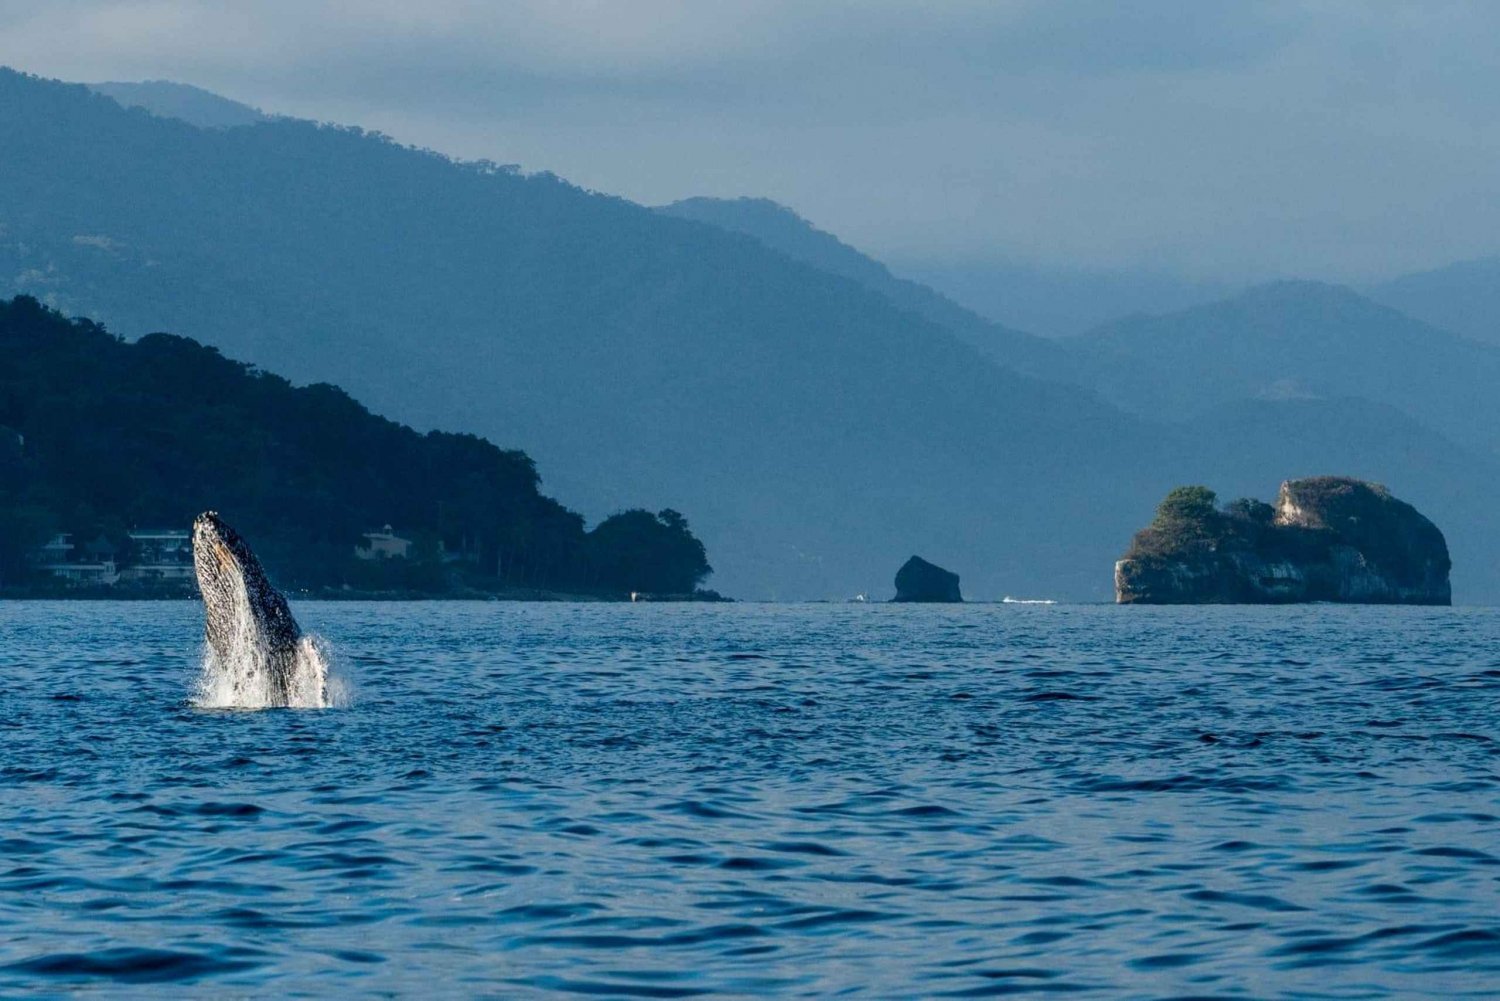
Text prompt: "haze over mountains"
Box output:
[[650, 197, 1500, 462], [656, 198, 1067, 378], [6, 67, 1500, 601], [890, 260, 1236, 340], [673, 195, 1500, 353], [1065, 282, 1500, 457], [1366, 258, 1500, 348]]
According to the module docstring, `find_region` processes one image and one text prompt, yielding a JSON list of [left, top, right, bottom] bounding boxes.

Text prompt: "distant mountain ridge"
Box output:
[[88, 80, 268, 128], [675, 203, 1500, 471], [1064, 280, 1500, 456], [656, 196, 1067, 377], [660, 196, 1239, 342], [1367, 257, 1500, 347], [888, 258, 1236, 338]]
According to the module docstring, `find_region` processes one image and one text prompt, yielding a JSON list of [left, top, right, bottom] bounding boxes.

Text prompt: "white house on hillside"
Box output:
[[35, 533, 119, 585], [356, 525, 412, 560], [119, 528, 194, 582]]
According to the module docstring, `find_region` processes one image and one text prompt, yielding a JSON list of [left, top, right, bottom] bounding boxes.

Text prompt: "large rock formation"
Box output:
[[1115, 477, 1451, 605], [893, 556, 963, 603]]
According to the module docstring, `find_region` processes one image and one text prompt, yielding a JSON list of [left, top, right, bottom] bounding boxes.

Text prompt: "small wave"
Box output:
[[1002, 597, 1057, 604], [1185, 888, 1308, 912], [191, 801, 266, 819], [3, 947, 261, 984], [1413, 928, 1500, 962], [508, 975, 712, 998], [1080, 773, 1291, 794]]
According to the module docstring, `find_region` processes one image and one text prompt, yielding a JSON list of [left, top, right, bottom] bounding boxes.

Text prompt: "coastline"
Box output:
[[0, 586, 730, 602]]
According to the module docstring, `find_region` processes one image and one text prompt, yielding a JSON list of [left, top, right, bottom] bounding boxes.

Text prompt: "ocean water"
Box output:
[[0, 600, 1497, 998]]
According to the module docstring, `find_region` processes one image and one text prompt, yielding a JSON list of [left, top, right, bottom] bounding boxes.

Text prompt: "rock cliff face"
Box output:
[[1115, 477, 1451, 605], [893, 556, 963, 603]]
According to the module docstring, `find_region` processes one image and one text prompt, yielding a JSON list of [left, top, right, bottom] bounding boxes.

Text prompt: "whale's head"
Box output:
[[192, 512, 296, 647], [193, 511, 258, 606]]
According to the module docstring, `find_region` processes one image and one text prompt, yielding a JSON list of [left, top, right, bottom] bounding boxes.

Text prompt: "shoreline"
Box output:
[[0, 587, 730, 603]]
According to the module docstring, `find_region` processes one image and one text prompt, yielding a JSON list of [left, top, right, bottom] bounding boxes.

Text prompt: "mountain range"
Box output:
[[1064, 281, 1500, 457], [655, 197, 1067, 378], [1366, 258, 1500, 347], [5, 67, 1500, 601], [889, 259, 1236, 339], [648, 196, 1500, 451]]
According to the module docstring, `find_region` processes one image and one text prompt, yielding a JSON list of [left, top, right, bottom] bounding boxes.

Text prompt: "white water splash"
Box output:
[[193, 634, 334, 709]]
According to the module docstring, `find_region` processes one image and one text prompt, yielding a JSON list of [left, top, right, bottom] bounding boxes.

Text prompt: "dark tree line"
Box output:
[[0, 296, 712, 596]]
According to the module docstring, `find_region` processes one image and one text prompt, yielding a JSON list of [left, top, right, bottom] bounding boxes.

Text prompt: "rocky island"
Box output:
[[893, 556, 963, 603], [1115, 477, 1451, 605]]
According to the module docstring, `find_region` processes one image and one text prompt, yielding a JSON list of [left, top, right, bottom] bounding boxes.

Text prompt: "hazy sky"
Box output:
[[2, 1, 1498, 281]]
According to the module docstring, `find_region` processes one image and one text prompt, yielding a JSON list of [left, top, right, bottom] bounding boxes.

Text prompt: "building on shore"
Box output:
[[34, 533, 119, 586], [31, 527, 194, 587], [119, 528, 194, 583], [356, 525, 412, 560]]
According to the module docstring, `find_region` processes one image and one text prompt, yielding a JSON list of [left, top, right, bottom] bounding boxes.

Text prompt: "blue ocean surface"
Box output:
[[1, 601, 1497, 998]]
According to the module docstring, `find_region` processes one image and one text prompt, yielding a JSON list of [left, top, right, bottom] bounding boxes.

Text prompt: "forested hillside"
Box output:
[[0, 296, 711, 596]]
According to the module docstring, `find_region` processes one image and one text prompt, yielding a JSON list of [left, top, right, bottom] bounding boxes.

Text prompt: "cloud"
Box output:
[[0, 1, 1300, 116]]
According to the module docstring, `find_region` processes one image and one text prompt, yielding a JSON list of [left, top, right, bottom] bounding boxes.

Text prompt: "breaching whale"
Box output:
[[191, 511, 327, 708]]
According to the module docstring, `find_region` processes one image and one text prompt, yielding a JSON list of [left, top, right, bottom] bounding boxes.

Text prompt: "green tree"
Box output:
[[1126, 485, 1228, 559], [1153, 486, 1218, 528]]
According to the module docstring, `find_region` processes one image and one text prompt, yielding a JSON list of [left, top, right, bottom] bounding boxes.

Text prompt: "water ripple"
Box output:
[[0, 601, 1497, 996]]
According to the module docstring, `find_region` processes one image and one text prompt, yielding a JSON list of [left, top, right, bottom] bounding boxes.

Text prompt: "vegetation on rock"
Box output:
[[1117, 477, 1450, 605]]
